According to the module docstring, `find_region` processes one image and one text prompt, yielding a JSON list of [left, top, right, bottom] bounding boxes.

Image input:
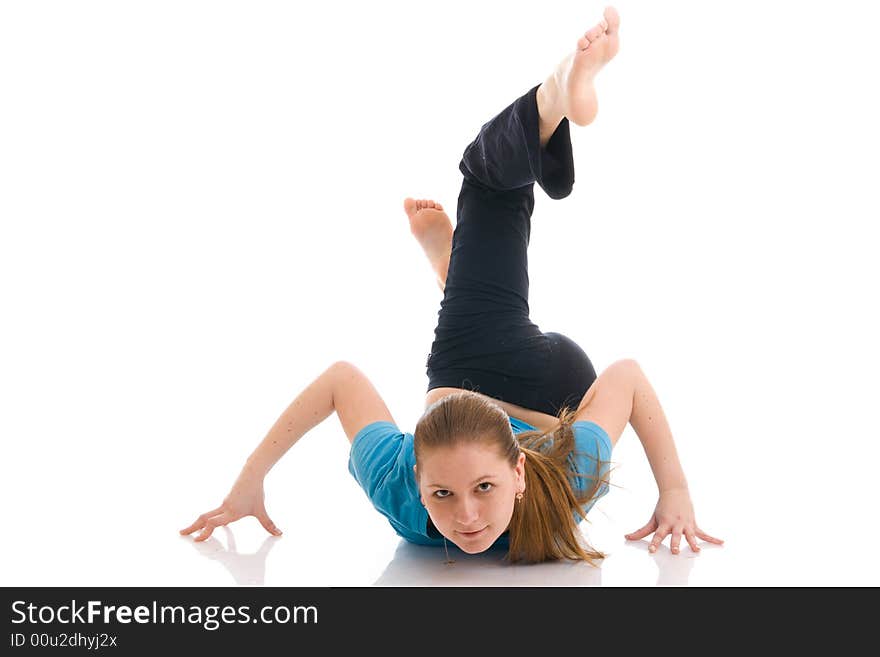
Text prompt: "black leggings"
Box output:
[[425, 83, 597, 417]]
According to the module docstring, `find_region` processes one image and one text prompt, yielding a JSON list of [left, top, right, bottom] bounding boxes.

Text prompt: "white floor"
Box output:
[[3, 421, 878, 588]]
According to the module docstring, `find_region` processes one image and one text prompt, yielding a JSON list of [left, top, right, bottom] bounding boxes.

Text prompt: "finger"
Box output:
[[684, 528, 701, 553], [624, 518, 658, 541], [696, 528, 725, 544], [179, 506, 224, 535], [670, 529, 683, 554], [179, 520, 201, 536], [194, 513, 231, 542], [648, 527, 669, 554], [257, 512, 283, 537]]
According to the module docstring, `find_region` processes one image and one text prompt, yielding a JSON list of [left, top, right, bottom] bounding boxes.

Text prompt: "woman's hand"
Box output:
[[624, 487, 723, 554], [180, 466, 282, 542]]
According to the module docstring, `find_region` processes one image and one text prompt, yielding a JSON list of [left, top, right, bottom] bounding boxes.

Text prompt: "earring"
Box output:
[[516, 492, 524, 502]]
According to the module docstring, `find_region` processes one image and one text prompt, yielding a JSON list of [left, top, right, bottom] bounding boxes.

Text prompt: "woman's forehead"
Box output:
[[418, 443, 511, 477]]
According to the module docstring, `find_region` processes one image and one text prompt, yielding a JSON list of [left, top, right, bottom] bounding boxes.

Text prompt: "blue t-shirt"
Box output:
[[347, 416, 612, 547]]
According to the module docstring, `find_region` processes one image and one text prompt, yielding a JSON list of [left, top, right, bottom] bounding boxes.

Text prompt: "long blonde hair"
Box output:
[[413, 390, 613, 565]]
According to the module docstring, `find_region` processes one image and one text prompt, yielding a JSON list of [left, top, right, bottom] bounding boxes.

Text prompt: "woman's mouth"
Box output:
[[457, 526, 488, 538]]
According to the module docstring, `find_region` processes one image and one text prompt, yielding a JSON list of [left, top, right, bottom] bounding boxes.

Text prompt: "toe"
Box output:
[[585, 23, 605, 42], [604, 6, 620, 34]]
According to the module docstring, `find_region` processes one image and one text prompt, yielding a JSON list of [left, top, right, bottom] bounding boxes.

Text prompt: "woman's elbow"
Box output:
[[329, 360, 358, 375], [612, 358, 642, 376]]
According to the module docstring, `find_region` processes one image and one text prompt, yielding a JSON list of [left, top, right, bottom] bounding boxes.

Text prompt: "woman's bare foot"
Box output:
[[541, 6, 620, 130], [404, 197, 453, 291]]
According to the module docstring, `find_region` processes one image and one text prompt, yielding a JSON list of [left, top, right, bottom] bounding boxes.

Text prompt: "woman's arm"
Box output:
[[574, 359, 723, 553], [575, 359, 687, 491], [244, 360, 396, 476], [180, 360, 396, 541]]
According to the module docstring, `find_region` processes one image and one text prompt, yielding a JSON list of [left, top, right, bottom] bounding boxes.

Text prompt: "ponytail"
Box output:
[[507, 406, 612, 564]]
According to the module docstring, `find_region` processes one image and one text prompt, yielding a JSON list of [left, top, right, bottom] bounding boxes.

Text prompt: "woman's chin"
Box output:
[[451, 530, 498, 553], [456, 543, 489, 554]]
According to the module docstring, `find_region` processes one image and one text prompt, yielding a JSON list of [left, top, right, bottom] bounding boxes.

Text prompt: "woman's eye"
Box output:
[[433, 484, 492, 498]]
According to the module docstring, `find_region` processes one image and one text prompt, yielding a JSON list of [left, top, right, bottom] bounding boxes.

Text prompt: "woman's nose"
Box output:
[[454, 497, 480, 525]]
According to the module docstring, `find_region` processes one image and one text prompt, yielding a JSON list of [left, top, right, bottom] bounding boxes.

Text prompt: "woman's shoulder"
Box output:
[[351, 420, 407, 450], [572, 420, 611, 448], [509, 416, 538, 434], [569, 421, 613, 480]]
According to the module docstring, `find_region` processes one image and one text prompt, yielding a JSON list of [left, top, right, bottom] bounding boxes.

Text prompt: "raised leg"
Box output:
[[406, 6, 621, 290], [537, 5, 620, 146]]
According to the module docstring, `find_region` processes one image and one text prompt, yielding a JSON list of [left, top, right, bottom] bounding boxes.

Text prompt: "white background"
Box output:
[[1, 0, 878, 586]]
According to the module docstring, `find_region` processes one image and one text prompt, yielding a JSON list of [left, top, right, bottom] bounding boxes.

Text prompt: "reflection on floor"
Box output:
[[183, 531, 280, 586], [372, 541, 604, 587], [178, 523, 723, 587]]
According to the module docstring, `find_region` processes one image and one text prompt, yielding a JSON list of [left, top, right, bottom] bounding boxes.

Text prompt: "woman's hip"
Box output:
[[425, 328, 596, 417]]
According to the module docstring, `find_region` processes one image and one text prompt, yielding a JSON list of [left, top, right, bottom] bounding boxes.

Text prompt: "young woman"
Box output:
[[181, 7, 723, 564]]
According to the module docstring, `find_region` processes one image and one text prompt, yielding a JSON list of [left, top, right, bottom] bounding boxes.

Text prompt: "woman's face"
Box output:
[[415, 442, 525, 553]]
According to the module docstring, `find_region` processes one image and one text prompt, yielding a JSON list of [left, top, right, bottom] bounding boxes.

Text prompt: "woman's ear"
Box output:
[[413, 464, 426, 505], [516, 451, 526, 491]]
